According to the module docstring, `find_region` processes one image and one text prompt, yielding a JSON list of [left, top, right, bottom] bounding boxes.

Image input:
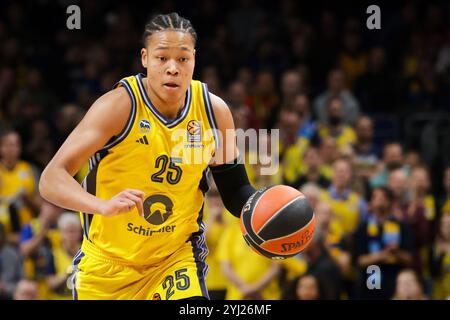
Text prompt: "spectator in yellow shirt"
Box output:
[[320, 158, 368, 236], [45, 212, 82, 300], [430, 214, 450, 299], [439, 166, 450, 220], [217, 219, 281, 300], [204, 184, 230, 300], [0, 129, 41, 244], [318, 137, 338, 180], [317, 96, 356, 152]]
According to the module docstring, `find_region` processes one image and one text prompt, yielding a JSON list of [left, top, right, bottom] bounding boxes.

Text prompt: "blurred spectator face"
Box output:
[[332, 159, 352, 189], [402, 3, 417, 23], [227, 82, 247, 108], [300, 183, 321, 209], [59, 213, 82, 247], [304, 147, 321, 169], [445, 167, 450, 194], [315, 202, 333, 228], [201, 66, 221, 95], [440, 215, 450, 241], [388, 169, 409, 199], [410, 167, 430, 195], [394, 270, 424, 300], [343, 31, 360, 53], [321, 10, 336, 34], [296, 275, 320, 300], [293, 94, 310, 117], [320, 137, 337, 164], [328, 69, 346, 93], [237, 67, 254, 92], [141, 30, 195, 106], [281, 70, 301, 99], [13, 280, 38, 300], [368, 47, 386, 72], [327, 97, 344, 126], [405, 151, 421, 169], [338, 144, 355, 163], [355, 116, 373, 143], [0, 67, 15, 91], [0, 131, 21, 164], [370, 188, 391, 214], [232, 105, 250, 130], [31, 119, 50, 140], [278, 110, 300, 143], [56, 104, 84, 135], [256, 72, 275, 96], [27, 69, 42, 90], [383, 143, 403, 170]]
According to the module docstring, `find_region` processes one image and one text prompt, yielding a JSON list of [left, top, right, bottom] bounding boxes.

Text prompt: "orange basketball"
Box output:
[[240, 185, 316, 260]]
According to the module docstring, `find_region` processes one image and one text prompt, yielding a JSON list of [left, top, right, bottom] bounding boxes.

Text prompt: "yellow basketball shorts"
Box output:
[[71, 238, 209, 300]]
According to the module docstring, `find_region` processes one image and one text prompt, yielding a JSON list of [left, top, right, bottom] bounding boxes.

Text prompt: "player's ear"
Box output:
[[193, 49, 196, 58], [141, 48, 148, 68]]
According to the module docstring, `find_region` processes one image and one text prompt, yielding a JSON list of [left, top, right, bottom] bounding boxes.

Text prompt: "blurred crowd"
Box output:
[[1, 0, 450, 300]]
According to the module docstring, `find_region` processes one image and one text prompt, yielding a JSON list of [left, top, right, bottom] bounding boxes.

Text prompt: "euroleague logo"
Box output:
[[187, 120, 201, 142]]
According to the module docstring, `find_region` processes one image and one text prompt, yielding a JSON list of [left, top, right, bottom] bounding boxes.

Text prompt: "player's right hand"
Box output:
[[98, 189, 145, 217]]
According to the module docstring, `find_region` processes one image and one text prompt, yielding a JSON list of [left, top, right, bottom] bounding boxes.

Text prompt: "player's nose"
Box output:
[[166, 61, 179, 75]]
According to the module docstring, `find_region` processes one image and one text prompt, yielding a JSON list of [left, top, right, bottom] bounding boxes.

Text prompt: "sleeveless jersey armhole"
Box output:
[[100, 79, 137, 151], [201, 83, 220, 154]]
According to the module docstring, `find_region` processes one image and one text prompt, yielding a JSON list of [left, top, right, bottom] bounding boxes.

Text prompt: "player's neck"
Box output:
[[145, 79, 186, 120]]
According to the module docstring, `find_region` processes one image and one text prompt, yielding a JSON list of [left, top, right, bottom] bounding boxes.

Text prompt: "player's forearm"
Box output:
[[39, 166, 105, 215]]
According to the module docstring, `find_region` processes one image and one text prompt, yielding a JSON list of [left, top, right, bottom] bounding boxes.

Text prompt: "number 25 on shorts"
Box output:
[[161, 268, 191, 300]]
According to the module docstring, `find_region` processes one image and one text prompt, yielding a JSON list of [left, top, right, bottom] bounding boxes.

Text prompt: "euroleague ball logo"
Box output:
[[187, 120, 201, 142]]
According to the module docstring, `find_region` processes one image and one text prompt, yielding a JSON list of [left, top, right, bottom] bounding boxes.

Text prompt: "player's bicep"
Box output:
[[47, 87, 131, 176], [208, 93, 239, 166]]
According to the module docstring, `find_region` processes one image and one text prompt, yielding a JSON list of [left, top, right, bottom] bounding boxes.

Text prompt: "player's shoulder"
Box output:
[[208, 91, 229, 113], [86, 85, 132, 122], [207, 91, 232, 125], [95, 85, 131, 109]]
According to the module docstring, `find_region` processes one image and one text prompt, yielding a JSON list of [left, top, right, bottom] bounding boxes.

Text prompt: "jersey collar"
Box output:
[[136, 73, 192, 128]]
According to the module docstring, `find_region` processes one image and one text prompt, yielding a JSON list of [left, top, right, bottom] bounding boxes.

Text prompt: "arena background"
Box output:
[[0, 0, 450, 300]]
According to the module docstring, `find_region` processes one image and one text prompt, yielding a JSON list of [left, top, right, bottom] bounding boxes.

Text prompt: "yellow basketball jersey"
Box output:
[[0, 160, 36, 232], [80, 73, 218, 266], [320, 189, 362, 235]]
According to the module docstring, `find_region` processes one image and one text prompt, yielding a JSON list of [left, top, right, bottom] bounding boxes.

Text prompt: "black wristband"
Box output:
[[210, 157, 256, 218]]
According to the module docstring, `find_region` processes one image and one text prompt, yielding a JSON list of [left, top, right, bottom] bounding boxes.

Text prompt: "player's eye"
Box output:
[[179, 57, 188, 62], [158, 56, 167, 62]]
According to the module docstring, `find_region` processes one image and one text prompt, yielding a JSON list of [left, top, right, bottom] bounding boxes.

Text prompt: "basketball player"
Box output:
[[39, 13, 256, 300]]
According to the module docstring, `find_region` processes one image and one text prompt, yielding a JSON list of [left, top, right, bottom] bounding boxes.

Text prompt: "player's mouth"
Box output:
[[163, 82, 180, 90]]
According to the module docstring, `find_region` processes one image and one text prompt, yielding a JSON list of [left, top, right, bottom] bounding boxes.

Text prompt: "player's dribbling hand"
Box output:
[[98, 189, 145, 217]]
